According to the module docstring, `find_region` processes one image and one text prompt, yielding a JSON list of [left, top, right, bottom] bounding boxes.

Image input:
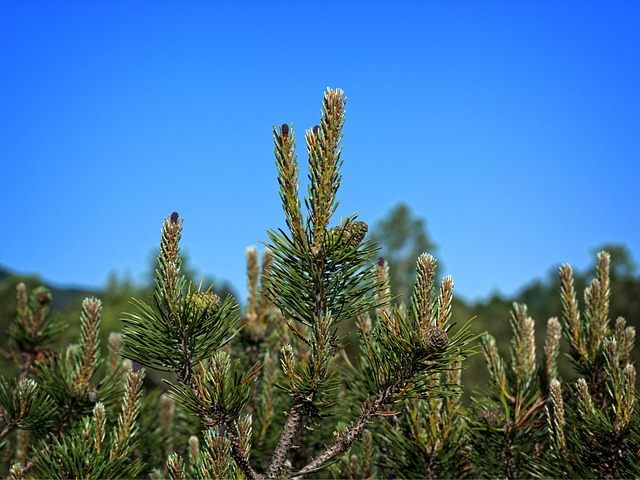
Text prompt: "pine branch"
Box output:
[[122, 212, 259, 479], [307, 88, 345, 241], [265, 400, 305, 479], [9, 284, 61, 382], [542, 317, 562, 391], [274, 123, 305, 248], [110, 368, 144, 460], [298, 381, 403, 477], [0, 377, 55, 446], [264, 88, 384, 477], [72, 298, 102, 396]]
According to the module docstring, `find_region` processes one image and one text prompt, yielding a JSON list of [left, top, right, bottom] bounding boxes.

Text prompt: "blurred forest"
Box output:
[[2, 202, 638, 398]]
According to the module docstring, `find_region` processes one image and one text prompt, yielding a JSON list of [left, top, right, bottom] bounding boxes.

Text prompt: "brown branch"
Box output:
[[297, 384, 399, 477], [503, 419, 516, 480], [0, 418, 19, 444], [229, 428, 262, 480], [266, 399, 306, 479], [514, 396, 546, 430]]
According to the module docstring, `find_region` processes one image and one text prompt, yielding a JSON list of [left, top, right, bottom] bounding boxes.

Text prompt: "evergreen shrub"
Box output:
[[1, 89, 637, 479]]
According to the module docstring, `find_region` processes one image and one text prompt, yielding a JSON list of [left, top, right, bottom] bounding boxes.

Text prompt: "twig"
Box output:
[[297, 383, 400, 477], [514, 397, 545, 430], [266, 399, 306, 479]]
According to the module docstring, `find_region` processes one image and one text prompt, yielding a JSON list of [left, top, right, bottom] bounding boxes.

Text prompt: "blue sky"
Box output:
[[2, 0, 639, 302]]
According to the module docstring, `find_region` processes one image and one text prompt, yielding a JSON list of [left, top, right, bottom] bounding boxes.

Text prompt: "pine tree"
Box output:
[[0, 88, 473, 478], [0, 284, 145, 478], [539, 252, 640, 478], [117, 88, 475, 478], [463, 251, 640, 479]]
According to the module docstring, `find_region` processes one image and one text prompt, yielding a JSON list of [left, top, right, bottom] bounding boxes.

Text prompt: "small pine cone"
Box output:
[[281, 124, 289, 136], [477, 408, 504, 428], [344, 221, 368, 248], [35, 288, 52, 305], [313, 125, 319, 135], [170, 211, 179, 224], [425, 326, 449, 353], [190, 292, 221, 316]]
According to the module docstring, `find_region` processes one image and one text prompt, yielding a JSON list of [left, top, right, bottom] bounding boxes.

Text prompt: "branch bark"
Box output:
[[297, 383, 399, 477], [266, 399, 306, 479], [229, 430, 262, 480]]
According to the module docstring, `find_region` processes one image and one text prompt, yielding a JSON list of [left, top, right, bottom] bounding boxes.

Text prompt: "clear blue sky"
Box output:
[[2, 0, 639, 302]]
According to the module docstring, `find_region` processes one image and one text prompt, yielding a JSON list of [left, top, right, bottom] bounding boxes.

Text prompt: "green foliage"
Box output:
[[0, 377, 55, 436], [0, 285, 146, 478], [466, 303, 550, 478], [121, 216, 239, 376], [537, 252, 640, 478], [124, 88, 474, 479], [462, 252, 640, 479], [30, 370, 145, 479]]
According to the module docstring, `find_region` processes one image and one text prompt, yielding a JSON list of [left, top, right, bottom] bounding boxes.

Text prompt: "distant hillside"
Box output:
[[0, 266, 101, 313]]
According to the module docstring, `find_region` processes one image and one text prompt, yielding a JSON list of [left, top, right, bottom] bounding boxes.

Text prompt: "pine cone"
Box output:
[[477, 408, 504, 428], [189, 292, 221, 317], [343, 221, 368, 248], [425, 326, 449, 353]]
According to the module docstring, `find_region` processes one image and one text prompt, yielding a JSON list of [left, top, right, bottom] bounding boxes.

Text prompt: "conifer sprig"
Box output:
[[0, 377, 54, 442], [542, 316, 562, 390], [546, 379, 566, 450], [315, 254, 474, 478], [482, 334, 509, 397], [469, 303, 549, 478], [122, 215, 238, 378], [559, 251, 616, 397], [110, 368, 144, 460], [8, 284, 63, 381], [356, 255, 473, 402], [72, 298, 102, 396], [306, 88, 345, 241], [509, 304, 537, 407], [263, 88, 396, 479], [29, 368, 146, 479], [273, 122, 305, 248], [121, 212, 260, 479]]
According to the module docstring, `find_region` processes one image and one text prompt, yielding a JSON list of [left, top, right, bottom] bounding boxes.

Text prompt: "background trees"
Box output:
[[370, 202, 437, 305]]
